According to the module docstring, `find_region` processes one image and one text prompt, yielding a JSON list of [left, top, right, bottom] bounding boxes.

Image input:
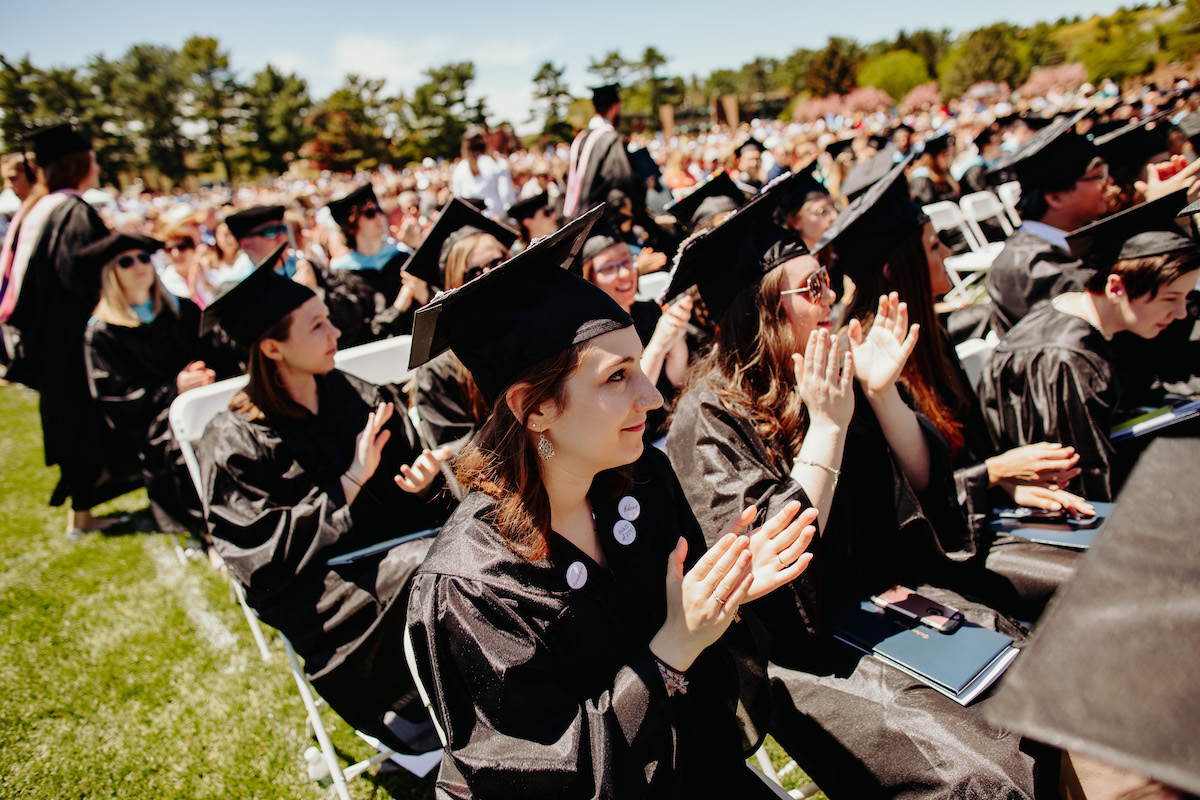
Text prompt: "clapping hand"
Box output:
[[847, 293, 919, 396], [719, 501, 817, 602], [793, 327, 854, 429], [347, 402, 393, 486], [395, 446, 452, 493]]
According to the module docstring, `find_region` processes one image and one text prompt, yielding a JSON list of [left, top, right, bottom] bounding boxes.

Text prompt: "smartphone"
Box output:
[[870, 585, 964, 633], [994, 506, 1067, 521]]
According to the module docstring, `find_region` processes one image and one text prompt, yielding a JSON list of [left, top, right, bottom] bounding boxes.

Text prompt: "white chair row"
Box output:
[[955, 330, 1000, 391], [924, 189, 1019, 302]]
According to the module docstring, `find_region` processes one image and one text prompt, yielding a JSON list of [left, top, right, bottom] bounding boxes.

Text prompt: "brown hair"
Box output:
[[1084, 250, 1200, 299], [454, 341, 631, 561], [680, 267, 807, 464], [842, 228, 969, 455], [42, 150, 92, 192], [229, 312, 310, 422]]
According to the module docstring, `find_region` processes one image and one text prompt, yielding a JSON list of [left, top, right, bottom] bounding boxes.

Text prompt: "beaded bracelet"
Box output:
[[793, 457, 840, 487], [655, 658, 689, 696]]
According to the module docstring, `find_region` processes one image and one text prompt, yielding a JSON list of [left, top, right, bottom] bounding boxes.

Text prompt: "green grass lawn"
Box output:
[[0, 382, 824, 799]]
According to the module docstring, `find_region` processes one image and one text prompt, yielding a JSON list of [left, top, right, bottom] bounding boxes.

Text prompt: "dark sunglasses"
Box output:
[[779, 265, 831, 298], [250, 223, 288, 240], [360, 206, 381, 220], [116, 252, 153, 269], [165, 240, 195, 253], [462, 256, 506, 284]]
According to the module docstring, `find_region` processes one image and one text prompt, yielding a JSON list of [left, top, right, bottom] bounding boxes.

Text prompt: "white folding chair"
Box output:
[[942, 243, 1003, 302], [996, 181, 1022, 227], [636, 271, 672, 303], [959, 191, 1015, 248], [955, 336, 999, 391], [923, 201, 984, 252], [334, 335, 414, 387]]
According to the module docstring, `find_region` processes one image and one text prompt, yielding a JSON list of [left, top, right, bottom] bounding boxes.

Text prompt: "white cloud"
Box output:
[[329, 31, 456, 91]]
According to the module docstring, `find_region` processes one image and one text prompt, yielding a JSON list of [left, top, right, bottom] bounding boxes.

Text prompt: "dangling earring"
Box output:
[[537, 431, 555, 461]]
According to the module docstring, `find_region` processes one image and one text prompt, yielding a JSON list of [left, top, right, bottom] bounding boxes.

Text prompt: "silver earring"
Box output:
[[537, 431, 555, 461]]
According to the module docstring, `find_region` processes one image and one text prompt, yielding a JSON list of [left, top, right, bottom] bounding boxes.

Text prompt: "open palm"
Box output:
[[848, 293, 919, 395]]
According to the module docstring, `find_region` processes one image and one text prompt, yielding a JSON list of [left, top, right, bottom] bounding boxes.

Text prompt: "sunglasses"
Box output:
[[360, 206, 380, 220], [165, 240, 195, 253], [116, 252, 153, 269], [250, 223, 288, 240], [779, 265, 831, 298], [462, 256, 506, 284]]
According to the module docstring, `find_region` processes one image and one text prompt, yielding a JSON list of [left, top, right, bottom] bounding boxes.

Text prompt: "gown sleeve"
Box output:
[[84, 322, 177, 439], [407, 570, 674, 799], [412, 354, 478, 454]]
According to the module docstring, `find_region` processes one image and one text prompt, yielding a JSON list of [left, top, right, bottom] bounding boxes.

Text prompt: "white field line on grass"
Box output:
[[151, 545, 241, 659]]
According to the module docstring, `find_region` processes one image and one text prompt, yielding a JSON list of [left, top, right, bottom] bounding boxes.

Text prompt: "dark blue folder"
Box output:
[[987, 501, 1115, 549]]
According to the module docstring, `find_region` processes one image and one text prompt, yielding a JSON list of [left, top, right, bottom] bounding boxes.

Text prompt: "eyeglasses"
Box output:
[[250, 223, 288, 240], [779, 266, 831, 298], [802, 204, 837, 220], [1076, 164, 1110, 184], [116, 252, 153, 269], [165, 240, 195, 253], [593, 257, 635, 278], [360, 206, 380, 220], [462, 256, 507, 284]]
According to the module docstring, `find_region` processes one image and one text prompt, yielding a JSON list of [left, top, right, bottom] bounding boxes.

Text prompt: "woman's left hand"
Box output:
[[847, 292, 919, 396], [719, 501, 816, 602], [1007, 482, 1095, 517], [395, 446, 452, 493], [293, 255, 320, 291]]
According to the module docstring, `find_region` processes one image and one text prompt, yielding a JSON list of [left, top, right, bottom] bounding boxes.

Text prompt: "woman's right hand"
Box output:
[[176, 361, 216, 394], [347, 402, 393, 485], [793, 327, 854, 430], [985, 442, 1080, 487], [847, 293, 919, 397], [649, 534, 754, 672]]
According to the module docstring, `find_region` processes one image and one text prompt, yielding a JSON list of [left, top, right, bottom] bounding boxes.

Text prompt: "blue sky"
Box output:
[[3, 1, 1124, 132]]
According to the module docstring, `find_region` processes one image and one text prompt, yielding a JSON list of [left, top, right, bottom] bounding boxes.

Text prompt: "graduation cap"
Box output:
[[866, 134, 890, 152], [199, 243, 315, 348], [629, 147, 661, 181], [507, 192, 550, 223], [663, 170, 816, 322], [225, 205, 286, 241], [403, 196, 519, 288], [577, 226, 624, 272], [1066, 189, 1196, 269], [75, 233, 162, 290], [989, 109, 1099, 192], [24, 122, 91, 167], [1092, 110, 1173, 177], [973, 127, 998, 151], [734, 137, 766, 157], [917, 131, 954, 156], [824, 138, 856, 160], [985, 435, 1200, 796], [774, 162, 830, 218], [891, 123, 914, 137], [813, 155, 923, 282], [591, 83, 620, 110], [665, 172, 749, 235], [1176, 112, 1200, 151], [325, 184, 377, 228], [840, 152, 895, 201], [408, 205, 631, 403], [461, 197, 489, 211]]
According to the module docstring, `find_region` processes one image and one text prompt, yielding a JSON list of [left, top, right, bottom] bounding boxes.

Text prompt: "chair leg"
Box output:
[[755, 745, 782, 786], [167, 533, 188, 566], [230, 580, 272, 661], [285, 641, 353, 800]]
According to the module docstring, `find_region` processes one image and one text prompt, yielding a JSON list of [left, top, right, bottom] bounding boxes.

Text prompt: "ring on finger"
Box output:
[[713, 593, 727, 605], [777, 555, 786, 568]]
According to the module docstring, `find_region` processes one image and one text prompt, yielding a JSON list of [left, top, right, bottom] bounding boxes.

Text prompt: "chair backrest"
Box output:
[[636, 271, 672, 303], [954, 337, 998, 392], [334, 335, 414, 387], [922, 201, 983, 252], [996, 181, 1022, 226], [959, 191, 1015, 245], [169, 375, 249, 496]]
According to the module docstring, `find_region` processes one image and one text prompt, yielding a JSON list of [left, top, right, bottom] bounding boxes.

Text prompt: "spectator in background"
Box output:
[[451, 127, 516, 218]]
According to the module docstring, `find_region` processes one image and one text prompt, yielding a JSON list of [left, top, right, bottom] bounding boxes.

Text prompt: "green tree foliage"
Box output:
[[398, 61, 477, 162], [179, 36, 240, 181], [305, 74, 394, 171], [109, 44, 190, 186], [241, 65, 312, 177], [939, 24, 1023, 99], [0, 56, 38, 150], [587, 50, 631, 85], [531, 61, 571, 124], [896, 29, 953, 76], [807, 38, 861, 97], [856, 50, 931, 102]]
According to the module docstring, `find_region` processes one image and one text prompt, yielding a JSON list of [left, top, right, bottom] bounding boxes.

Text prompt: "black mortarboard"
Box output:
[[664, 170, 815, 322], [461, 197, 489, 211], [995, 113, 1018, 128], [408, 205, 632, 402], [403, 196, 519, 288], [1093, 110, 1172, 176], [973, 128, 998, 151], [591, 83, 620, 109], [1176, 112, 1200, 151], [507, 192, 549, 223], [891, 123, 914, 136], [326, 184, 377, 228], [918, 131, 954, 156], [985, 435, 1200, 796], [734, 137, 766, 157], [824, 138, 856, 160], [841, 152, 896, 200], [577, 226, 623, 272], [665, 172, 749, 234], [1066, 189, 1196, 268], [24, 122, 91, 167], [814, 155, 923, 281], [1018, 114, 1054, 131], [75, 233, 162, 289], [629, 147, 661, 181], [775, 162, 830, 218], [199, 244, 315, 347], [867, 134, 890, 152], [990, 109, 1100, 192], [225, 205, 286, 241]]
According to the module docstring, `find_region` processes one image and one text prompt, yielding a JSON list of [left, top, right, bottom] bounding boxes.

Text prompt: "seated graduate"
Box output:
[[323, 183, 428, 346], [505, 191, 559, 249], [196, 245, 455, 755], [832, 166, 1091, 619], [664, 167, 1040, 800], [218, 204, 323, 291], [409, 197, 519, 457], [908, 132, 960, 207], [665, 170, 749, 238], [81, 233, 237, 538], [979, 190, 1200, 503], [405, 208, 818, 799]]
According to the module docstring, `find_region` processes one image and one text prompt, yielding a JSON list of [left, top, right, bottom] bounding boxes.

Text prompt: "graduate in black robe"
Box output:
[[405, 208, 816, 799], [81, 233, 237, 535], [196, 247, 455, 754], [979, 192, 1200, 503], [5, 124, 141, 526]]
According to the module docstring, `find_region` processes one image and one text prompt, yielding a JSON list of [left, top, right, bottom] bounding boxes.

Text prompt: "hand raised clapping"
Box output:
[[847, 293, 919, 396], [793, 327, 854, 430]]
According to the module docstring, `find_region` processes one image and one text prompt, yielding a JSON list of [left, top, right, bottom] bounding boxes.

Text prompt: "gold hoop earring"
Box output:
[[537, 432, 555, 461]]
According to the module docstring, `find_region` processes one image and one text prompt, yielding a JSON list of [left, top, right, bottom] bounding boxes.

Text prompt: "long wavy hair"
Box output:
[[680, 266, 808, 464], [455, 342, 632, 561]]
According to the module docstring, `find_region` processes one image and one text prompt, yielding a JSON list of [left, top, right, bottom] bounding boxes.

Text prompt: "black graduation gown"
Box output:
[[198, 371, 455, 753], [406, 450, 777, 800], [83, 298, 237, 534], [977, 304, 1131, 503], [985, 229, 1093, 337], [666, 378, 1037, 800], [631, 300, 676, 442], [412, 351, 484, 455], [324, 252, 414, 346], [6, 194, 140, 507]]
